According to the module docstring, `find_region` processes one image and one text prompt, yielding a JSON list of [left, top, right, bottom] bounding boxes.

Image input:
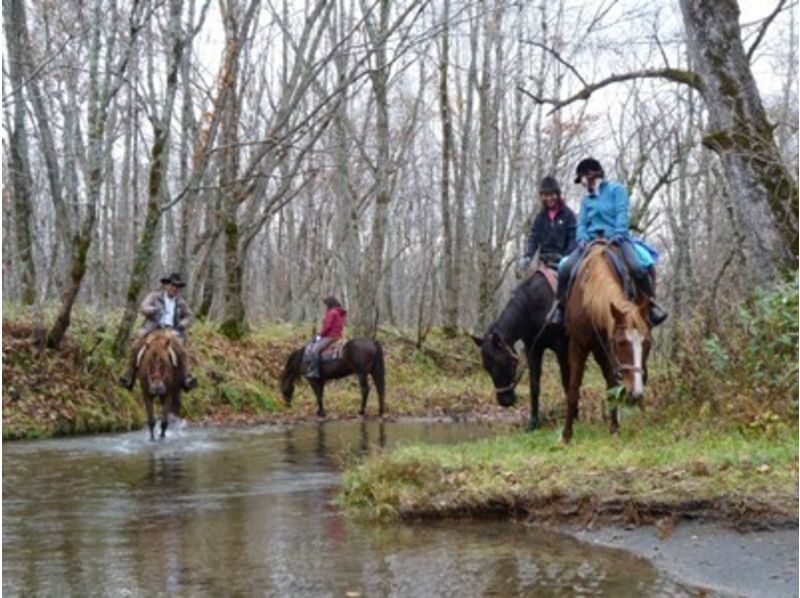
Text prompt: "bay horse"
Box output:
[[137, 329, 185, 440], [472, 267, 569, 431], [562, 241, 652, 443], [280, 338, 386, 418]]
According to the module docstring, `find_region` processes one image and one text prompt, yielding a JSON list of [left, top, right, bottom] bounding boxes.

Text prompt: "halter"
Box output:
[[493, 339, 527, 394]]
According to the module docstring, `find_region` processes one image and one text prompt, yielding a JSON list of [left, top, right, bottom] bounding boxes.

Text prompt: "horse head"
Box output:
[[138, 333, 180, 397], [280, 349, 303, 405], [471, 331, 522, 408], [609, 301, 651, 404]]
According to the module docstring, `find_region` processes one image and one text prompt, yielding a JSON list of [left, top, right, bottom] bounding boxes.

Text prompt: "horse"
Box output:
[[471, 267, 569, 431], [136, 329, 185, 440], [561, 241, 652, 443], [280, 338, 386, 418]]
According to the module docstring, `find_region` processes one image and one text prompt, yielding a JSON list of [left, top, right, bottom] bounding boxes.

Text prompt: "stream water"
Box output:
[[3, 420, 701, 596]]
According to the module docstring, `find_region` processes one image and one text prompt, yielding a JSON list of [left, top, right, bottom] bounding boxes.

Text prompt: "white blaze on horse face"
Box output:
[[625, 329, 645, 396]]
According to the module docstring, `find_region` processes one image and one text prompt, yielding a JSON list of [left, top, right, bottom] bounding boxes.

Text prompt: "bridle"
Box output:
[[493, 339, 527, 395], [594, 322, 646, 384]]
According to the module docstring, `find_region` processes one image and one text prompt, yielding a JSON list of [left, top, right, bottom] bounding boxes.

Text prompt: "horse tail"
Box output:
[[372, 341, 386, 414]]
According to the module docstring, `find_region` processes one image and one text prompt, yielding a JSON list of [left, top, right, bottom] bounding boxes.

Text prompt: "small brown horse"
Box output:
[[280, 338, 386, 418], [137, 330, 184, 440], [562, 242, 652, 443]]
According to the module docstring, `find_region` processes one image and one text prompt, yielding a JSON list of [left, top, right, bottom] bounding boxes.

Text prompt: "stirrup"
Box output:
[[550, 305, 564, 326]]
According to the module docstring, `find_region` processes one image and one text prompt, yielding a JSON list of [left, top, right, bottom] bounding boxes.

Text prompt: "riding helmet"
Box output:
[[574, 158, 604, 183]]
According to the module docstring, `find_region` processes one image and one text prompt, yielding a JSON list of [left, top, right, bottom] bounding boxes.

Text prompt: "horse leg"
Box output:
[[144, 394, 156, 441], [554, 335, 571, 409], [592, 347, 620, 435], [358, 373, 369, 417], [160, 397, 169, 439], [312, 381, 326, 418], [526, 345, 544, 431], [562, 343, 588, 444]]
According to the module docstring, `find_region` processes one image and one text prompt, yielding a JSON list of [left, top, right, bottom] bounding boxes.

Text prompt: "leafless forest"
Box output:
[[3, 0, 797, 350]]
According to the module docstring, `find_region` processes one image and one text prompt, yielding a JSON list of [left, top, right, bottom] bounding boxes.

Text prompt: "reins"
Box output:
[[493, 339, 527, 394]]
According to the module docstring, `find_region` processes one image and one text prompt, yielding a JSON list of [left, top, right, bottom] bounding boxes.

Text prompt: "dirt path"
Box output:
[[561, 522, 798, 597]]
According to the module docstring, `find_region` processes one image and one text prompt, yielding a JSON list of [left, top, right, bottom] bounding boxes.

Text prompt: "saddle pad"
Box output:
[[537, 264, 558, 294], [320, 338, 347, 361]]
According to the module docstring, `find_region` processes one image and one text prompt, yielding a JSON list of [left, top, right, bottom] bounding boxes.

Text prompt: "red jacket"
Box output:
[[319, 306, 346, 339]]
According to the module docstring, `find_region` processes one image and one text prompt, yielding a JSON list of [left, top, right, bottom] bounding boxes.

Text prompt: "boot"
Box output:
[[649, 300, 668, 327], [550, 301, 564, 326], [305, 356, 321, 379]]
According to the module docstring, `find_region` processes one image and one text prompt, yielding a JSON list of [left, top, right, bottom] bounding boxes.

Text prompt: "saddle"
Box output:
[[303, 337, 347, 364], [567, 240, 637, 301]]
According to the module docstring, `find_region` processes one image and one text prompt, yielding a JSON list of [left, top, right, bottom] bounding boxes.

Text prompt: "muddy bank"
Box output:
[[560, 521, 799, 597]]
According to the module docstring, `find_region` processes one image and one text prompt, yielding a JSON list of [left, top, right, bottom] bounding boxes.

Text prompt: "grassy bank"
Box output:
[[340, 280, 799, 527], [339, 413, 798, 526], [3, 306, 539, 439]]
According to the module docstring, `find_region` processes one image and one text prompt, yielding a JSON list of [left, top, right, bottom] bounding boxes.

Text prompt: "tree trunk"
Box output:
[[4, 0, 38, 305], [679, 0, 798, 271], [114, 0, 185, 355], [352, 0, 391, 337]]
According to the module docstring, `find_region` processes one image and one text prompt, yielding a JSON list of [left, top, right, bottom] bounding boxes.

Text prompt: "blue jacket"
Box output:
[[576, 180, 630, 243]]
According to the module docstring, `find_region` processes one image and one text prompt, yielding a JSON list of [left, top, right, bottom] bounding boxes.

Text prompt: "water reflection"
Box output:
[[3, 421, 698, 596]]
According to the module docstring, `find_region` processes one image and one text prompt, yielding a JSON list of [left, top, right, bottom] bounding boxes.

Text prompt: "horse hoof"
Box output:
[[358, 410, 366, 418], [526, 420, 540, 432]]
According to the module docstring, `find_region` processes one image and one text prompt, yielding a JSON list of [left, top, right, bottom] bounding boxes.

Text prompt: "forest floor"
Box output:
[[3, 308, 564, 439]]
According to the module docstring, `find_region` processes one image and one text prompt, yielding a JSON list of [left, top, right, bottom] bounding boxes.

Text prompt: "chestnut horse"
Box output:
[[280, 338, 386, 418], [137, 330, 184, 440], [562, 241, 652, 443]]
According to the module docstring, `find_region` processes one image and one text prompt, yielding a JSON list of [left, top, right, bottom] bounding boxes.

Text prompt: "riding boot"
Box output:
[[118, 342, 142, 390], [176, 346, 198, 392], [639, 269, 668, 327], [550, 256, 572, 326], [305, 353, 321, 379]]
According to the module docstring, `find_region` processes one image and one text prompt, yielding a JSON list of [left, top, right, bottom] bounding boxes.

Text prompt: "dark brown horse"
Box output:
[[280, 338, 386, 418], [472, 268, 569, 431], [562, 242, 652, 443], [137, 330, 185, 440]]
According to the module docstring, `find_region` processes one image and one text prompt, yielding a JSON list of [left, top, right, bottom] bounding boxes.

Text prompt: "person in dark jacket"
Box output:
[[305, 295, 347, 379], [517, 176, 577, 274]]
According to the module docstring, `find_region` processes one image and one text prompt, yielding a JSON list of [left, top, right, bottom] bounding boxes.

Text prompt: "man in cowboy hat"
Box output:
[[118, 272, 198, 391]]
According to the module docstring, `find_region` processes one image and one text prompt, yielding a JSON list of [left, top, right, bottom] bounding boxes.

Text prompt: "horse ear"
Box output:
[[490, 331, 503, 349], [610, 301, 627, 323], [470, 334, 484, 347]]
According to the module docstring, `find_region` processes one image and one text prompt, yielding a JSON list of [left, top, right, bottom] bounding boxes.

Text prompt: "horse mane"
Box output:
[[577, 246, 649, 335], [139, 331, 181, 375]]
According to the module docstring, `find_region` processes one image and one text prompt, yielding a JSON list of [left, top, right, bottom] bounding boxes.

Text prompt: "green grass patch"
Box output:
[[339, 412, 798, 522]]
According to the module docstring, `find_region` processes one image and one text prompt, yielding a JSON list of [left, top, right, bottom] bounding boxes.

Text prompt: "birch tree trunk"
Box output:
[[352, 0, 391, 337], [114, 0, 186, 355]]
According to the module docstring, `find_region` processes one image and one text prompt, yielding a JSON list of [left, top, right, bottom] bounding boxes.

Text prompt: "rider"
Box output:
[[305, 295, 347, 379], [551, 158, 668, 326], [118, 272, 198, 391], [517, 175, 577, 273]]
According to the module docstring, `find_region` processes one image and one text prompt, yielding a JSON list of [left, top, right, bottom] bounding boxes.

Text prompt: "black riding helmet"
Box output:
[[539, 176, 561, 196], [574, 158, 604, 183]]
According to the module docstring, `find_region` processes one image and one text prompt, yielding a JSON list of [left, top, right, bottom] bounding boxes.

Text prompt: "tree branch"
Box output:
[[518, 68, 703, 115], [746, 0, 790, 62]]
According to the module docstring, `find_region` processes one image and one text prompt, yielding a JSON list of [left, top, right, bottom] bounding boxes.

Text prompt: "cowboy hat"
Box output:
[[160, 272, 187, 287]]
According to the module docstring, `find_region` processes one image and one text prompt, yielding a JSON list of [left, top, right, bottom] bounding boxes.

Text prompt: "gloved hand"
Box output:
[[516, 256, 532, 273]]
